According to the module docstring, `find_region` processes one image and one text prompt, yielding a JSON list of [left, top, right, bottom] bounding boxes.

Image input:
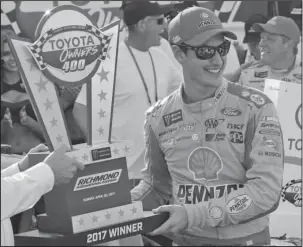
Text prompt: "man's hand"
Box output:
[[18, 143, 49, 172], [149, 205, 188, 236], [43, 145, 85, 185]]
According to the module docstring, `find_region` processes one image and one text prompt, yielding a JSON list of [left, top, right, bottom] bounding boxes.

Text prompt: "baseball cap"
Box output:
[[243, 14, 268, 44], [252, 16, 301, 44], [168, 6, 237, 46], [121, 0, 165, 26]]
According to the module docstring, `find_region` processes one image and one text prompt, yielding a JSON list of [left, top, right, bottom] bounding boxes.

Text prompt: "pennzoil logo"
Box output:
[[73, 169, 122, 191], [227, 194, 253, 214]]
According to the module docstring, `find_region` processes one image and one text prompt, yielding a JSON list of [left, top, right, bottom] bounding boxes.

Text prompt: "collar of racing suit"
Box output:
[[269, 55, 297, 74], [178, 79, 228, 113]]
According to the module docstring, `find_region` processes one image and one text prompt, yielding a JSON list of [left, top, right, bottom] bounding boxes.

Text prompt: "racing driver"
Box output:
[[239, 16, 301, 91], [131, 7, 284, 246]]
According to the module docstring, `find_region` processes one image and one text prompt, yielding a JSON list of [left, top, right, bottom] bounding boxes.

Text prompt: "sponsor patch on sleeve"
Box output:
[[163, 109, 183, 127], [258, 121, 280, 129], [227, 194, 253, 214], [261, 116, 279, 122], [259, 129, 281, 136], [209, 206, 223, 219], [226, 83, 271, 108], [254, 71, 268, 78]]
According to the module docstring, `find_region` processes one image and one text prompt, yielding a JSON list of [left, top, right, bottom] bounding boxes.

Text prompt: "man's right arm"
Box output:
[[1, 163, 54, 221], [131, 110, 173, 210]]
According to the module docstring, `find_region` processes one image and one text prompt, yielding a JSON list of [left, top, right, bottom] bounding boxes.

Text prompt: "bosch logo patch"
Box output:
[[258, 151, 281, 158]]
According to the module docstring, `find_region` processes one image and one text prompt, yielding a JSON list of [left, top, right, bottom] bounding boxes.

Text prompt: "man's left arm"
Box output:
[[184, 102, 284, 229]]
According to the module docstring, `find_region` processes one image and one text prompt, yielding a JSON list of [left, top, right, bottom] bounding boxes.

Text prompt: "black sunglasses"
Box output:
[[147, 16, 165, 25], [177, 39, 231, 60]]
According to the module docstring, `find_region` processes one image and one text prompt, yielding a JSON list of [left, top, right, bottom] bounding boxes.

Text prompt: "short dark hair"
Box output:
[[121, 0, 165, 26]]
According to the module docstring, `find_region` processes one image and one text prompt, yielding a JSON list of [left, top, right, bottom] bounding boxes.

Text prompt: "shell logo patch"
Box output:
[[188, 147, 223, 181]]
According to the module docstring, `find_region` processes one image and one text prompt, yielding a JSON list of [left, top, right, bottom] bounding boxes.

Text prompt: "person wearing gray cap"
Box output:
[[131, 6, 284, 246], [239, 16, 301, 91]]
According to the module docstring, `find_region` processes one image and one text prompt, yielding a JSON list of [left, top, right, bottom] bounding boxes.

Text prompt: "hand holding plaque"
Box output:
[[43, 145, 85, 185]]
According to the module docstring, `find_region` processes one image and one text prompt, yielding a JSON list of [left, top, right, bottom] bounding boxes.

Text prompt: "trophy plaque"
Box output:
[[9, 5, 168, 246]]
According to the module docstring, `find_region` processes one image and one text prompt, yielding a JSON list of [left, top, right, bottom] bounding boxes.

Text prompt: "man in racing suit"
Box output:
[[131, 7, 284, 246], [239, 16, 301, 91]]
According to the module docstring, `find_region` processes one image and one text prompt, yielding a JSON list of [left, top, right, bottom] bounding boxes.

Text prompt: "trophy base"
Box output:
[[15, 212, 169, 246], [37, 214, 72, 235]]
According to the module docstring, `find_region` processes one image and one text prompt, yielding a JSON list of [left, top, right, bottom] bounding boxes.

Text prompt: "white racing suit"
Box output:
[[131, 79, 284, 246], [239, 58, 302, 91]]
